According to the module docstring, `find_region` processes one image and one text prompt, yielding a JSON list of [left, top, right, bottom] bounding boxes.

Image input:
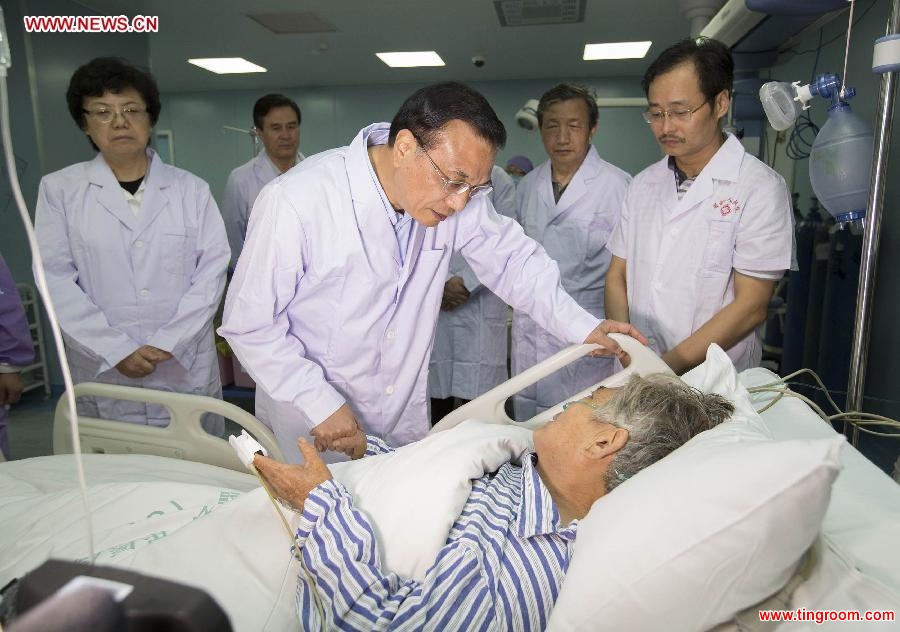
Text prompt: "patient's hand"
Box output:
[[311, 403, 361, 453], [253, 439, 332, 512]]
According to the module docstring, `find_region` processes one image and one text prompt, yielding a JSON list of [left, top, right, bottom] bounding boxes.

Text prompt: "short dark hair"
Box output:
[[642, 37, 733, 105], [388, 82, 506, 151], [537, 83, 598, 129], [66, 57, 161, 150], [252, 94, 302, 129]]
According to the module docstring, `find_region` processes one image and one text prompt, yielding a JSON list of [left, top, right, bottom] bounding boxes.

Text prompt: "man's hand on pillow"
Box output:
[[253, 439, 333, 512], [331, 428, 367, 460]]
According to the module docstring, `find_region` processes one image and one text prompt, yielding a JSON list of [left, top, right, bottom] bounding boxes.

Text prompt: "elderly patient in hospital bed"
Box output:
[[253, 374, 733, 631], [0, 346, 847, 631]]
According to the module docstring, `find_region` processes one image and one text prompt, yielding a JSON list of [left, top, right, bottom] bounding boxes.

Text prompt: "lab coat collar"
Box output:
[[253, 151, 280, 184], [346, 123, 392, 231], [345, 123, 419, 268], [90, 151, 145, 232], [665, 133, 746, 221], [643, 133, 744, 184], [133, 149, 173, 239], [540, 145, 605, 222], [702, 133, 745, 183], [253, 150, 304, 182]]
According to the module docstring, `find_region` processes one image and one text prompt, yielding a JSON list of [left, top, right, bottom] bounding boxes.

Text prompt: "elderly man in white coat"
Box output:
[[34, 58, 230, 432], [511, 83, 632, 421], [428, 165, 517, 423], [605, 38, 794, 375], [220, 82, 646, 464], [221, 94, 304, 265]]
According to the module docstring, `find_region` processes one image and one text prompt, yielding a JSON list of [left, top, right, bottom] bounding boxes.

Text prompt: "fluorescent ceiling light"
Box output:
[[583, 41, 652, 60], [188, 58, 267, 74], [376, 51, 445, 68]]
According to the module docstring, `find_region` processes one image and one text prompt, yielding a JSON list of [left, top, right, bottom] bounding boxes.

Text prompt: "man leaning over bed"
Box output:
[[254, 374, 734, 630]]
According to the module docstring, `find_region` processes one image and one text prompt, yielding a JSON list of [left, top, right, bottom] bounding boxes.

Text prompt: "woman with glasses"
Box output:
[[33, 57, 230, 432]]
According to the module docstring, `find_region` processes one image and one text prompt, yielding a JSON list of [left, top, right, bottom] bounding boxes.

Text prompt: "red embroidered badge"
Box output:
[[713, 197, 742, 216]]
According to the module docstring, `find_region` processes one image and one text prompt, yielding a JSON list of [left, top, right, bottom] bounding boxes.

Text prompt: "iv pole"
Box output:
[[846, 0, 900, 444], [222, 125, 259, 159]]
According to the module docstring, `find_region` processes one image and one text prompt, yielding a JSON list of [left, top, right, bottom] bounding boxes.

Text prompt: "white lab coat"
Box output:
[[35, 150, 230, 431], [219, 124, 599, 463], [511, 146, 631, 420], [221, 151, 304, 264], [428, 166, 517, 401], [607, 134, 794, 371]]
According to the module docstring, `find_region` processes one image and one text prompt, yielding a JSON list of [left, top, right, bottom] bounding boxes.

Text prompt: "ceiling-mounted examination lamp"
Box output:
[[583, 41, 652, 60], [376, 51, 445, 67], [515, 96, 648, 130], [188, 58, 267, 74]]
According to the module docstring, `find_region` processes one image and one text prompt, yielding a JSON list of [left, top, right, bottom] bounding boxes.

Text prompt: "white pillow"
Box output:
[[547, 346, 843, 632], [329, 420, 533, 580]]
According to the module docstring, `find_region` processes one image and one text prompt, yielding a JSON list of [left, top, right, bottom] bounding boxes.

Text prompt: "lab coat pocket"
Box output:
[[160, 229, 197, 278], [700, 220, 736, 277]]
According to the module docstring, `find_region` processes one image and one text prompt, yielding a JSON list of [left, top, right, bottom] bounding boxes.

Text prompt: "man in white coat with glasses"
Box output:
[[605, 38, 794, 375]]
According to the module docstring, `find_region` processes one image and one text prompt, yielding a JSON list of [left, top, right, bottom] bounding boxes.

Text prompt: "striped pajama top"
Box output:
[[293, 435, 579, 630]]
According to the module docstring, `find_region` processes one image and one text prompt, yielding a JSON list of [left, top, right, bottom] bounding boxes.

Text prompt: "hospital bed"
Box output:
[[52, 381, 285, 470], [1, 336, 899, 631]]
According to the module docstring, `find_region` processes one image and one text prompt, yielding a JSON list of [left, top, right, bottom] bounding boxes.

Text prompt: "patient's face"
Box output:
[[534, 387, 618, 461]]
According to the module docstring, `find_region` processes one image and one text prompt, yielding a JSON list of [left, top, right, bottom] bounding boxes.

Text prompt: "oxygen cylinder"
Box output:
[[802, 201, 831, 375], [815, 227, 862, 411], [781, 203, 821, 374]]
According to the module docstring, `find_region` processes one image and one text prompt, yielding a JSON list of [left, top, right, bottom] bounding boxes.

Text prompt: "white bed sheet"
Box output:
[[1, 369, 899, 631], [0, 421, 534, 632], [742, 368, 900, 630]]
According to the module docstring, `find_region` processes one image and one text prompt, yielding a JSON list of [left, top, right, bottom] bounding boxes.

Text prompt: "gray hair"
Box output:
[[597, 374, 734, 492]]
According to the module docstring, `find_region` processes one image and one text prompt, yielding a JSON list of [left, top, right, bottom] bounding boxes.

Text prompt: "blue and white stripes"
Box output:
[[294, 439, 577, 631]]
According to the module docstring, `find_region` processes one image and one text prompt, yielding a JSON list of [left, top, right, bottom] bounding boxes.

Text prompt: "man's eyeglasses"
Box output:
[[415, 141, 493, 200], [642, 100, 709, 125], [83, 105, 149, 124]]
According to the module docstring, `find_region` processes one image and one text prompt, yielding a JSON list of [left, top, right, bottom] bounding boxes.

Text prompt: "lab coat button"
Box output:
[[385, 385, 394, 395], [140, 289, 149, 297], [386, 329, 395, 340], [653, 282, 662, 291], [135, 240, 144, 248]]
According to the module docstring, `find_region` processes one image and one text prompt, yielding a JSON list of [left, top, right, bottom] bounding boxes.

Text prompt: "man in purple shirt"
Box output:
[[0, 253, 36, 460]]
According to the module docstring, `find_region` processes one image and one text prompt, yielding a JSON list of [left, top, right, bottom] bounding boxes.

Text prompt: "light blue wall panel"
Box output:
[[158, 76, 659, 205]]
